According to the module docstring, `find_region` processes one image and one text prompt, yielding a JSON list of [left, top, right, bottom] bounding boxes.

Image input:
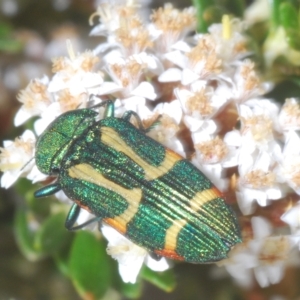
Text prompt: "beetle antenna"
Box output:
[[20, 156, 34, 172]]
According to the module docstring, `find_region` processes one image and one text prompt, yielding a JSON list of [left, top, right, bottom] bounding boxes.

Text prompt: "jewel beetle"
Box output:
[[34, 100, 241, 263]]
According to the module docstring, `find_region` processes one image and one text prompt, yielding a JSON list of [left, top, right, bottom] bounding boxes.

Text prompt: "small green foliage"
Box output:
[[192, 0, 245, 32], [141, 267, 176, 293], [192, 0, 211, 32], [14, 208, 37, 260], [34, 212, 69, 254], [0, 22, 22, 53], [279, 2, 300, 50], [68, 231, 112, 299], [14, 208, 70, 260], [120, 281, 143, 299]]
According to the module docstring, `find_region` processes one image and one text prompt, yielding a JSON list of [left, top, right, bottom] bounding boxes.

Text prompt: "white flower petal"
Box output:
[[14, 108, 34, 126], [251, 217, 272, 239], [181, 68, 200, 85], [80, 72, 103, 88], [254, 266, 269, 287], [236, 191, 256, 215], [118, 256, 144, 284], [122, 96, 146, 112], [131, 81, 156, 100], [255, 190, 268, 206], [145, 256, 169, 272], [226, 265, 253, 288], [164, 50, 186, 68], [171, 40, 191, 52], [55, 190, 73, 203], [265, 187, 282, 200], [27, 165, 48, 183], [101, 225, 149, 283], [3, 140, 12, 147], [266, 263, 285, 285], [284, 131, 300, 156], [34, 116, 55, 136], [47, 73, 66, 93], [154, 100, 182, 124], [254, 151, 271, 171], [281, 202, 300, 231], [1, 171, 19, 189], [98, 81, 123, 95], [183, 115, 203, 132], [158, 68, 182, 82]]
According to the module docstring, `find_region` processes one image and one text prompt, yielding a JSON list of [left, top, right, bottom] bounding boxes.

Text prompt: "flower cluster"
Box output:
[[1, 1, 300, 287]]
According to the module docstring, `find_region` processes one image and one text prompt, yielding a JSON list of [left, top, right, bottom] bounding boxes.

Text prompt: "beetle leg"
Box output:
[[88, 99, 115, 118], [65, 203, 102, 231], [122, 111, 162, 133], [144, 115, 162, 133], [34, 183, 61, 198], [122, 110, 145, 131]]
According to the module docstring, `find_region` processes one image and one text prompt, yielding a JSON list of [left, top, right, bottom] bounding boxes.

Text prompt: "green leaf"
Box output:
[[202, 6, 225, 26], [15, 179, 52, 217], [269, 0, 285, 28], [14, 208, 41, 261], [15, 178, 34, 196], [0, 22, 22, 53], [141, 267, 176, 293], [54, 248, 72, 278], [0, 39, 22, 52], [120, 281, 143, 299], [192, 0, 211, 32], [279, 2, 299, 30], [223, 0, 245, 17], [34, 212, 69, 255], [285, 28, 300, 50], [68, 231, 112, 299], [279, 3, 300, 50]]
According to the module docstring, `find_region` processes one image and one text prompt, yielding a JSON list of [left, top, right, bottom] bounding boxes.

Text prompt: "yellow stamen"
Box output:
[[66, 39, 76, 61], [222, 15, 231, 40]]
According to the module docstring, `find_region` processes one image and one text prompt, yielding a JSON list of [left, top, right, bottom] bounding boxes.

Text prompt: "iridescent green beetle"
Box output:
[[34, 101, 241, 263]]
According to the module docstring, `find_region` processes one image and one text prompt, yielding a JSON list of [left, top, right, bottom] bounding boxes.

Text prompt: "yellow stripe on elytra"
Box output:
[[189, 188, 220, 212], [165, 219, 187, 251], [100, 126, 181, 181], [68, 163, 142, 234]]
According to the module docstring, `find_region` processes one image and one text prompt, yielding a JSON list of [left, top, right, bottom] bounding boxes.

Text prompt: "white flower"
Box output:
[[221, 217, 295, 288], [101, 224, 169, 284], [281, 202, 300, 233], [191, 133, 239, 190], [236, 151, 282, 215], [175, 85, 221, 133], [48, 50, 103, 95], [230, 61, 265, 103], [91, 4, 153, 57], [275, 131, 300, 195], [207, 17, 249, 64], [169, 35, 223, 85], [14, 75, 51, 126], [0, 130, 45, 188], [176, 82, 229, 119], [90, 3, 124, 37], [235, 101, 280, 155], [149, 4, 196, 57], [278, 98, 300, 132], [141, 100, 185, 156], [102, 54, 157, 101]]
